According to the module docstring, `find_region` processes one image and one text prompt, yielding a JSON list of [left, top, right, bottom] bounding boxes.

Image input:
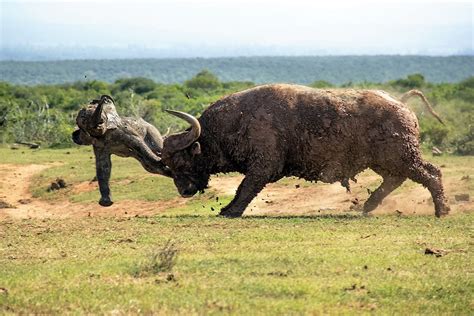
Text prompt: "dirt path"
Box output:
[[0, 164, 470, 220], [0, 164, 186, 220], [209, 174, 440, 216], [0, 164, 54, 219]]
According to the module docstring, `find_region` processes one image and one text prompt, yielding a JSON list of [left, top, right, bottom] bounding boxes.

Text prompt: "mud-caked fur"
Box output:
[[72, 95, 171, 206], [162, 84, 450, 218]]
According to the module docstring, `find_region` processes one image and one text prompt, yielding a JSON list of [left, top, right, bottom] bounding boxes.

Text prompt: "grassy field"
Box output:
[[0, 147, 473, 314], [1, 214, 472, 314]]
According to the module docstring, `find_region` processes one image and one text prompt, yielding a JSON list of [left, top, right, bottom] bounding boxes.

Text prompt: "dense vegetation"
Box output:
[[1, 56, 473, 85], [0, 71, 473, 154]]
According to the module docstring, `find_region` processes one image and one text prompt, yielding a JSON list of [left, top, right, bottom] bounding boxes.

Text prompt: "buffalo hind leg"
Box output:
[[363, 174, 405, 215], [407, 160, 450, 217], [219, 172, 270, 218]]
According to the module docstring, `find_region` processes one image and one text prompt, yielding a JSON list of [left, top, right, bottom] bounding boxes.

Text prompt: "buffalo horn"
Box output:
[[165, 110, 201, 151]]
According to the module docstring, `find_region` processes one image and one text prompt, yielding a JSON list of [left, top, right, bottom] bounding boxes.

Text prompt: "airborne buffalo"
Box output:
[[161, 84, 450, 217], [72, 95, 171, 206]]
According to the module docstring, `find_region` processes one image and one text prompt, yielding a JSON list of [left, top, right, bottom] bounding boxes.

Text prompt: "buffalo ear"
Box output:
[[191, 142, 201, 156]]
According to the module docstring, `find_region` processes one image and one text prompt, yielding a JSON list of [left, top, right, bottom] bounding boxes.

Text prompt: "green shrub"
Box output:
[[453, 120, 474, 155], [0, 74, 472, 155], [309, 80, 334, 88], [390, 73, 426, 88], [114, 77, 156, 94], [456, 77, 474, 103], [420, 122, 449, 147], [184, 70, 221, 91]]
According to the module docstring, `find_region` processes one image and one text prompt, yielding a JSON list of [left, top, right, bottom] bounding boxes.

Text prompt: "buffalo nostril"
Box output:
[[72, 134, 82, 145], [180, 186, 197, 197]]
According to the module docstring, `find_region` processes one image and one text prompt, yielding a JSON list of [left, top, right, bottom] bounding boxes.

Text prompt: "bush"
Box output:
[[453, 119, 474, 155], [420, 123, 449, 148], [456, 77, 474, 103], [6, 105, 73, 146], [114, 77, 156, 94], [309, 80, 334, 88], [131, 240, 178, 277], [184, 70, 221, 91], [391, 73, 426, 88]]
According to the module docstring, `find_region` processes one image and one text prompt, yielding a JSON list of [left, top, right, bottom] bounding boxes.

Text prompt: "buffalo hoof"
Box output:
[[435, 205, 450, 218], [218, 210, 243, 218], [99, 198, 113, 207]]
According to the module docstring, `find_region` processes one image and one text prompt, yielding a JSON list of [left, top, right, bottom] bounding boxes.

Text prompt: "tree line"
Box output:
[[1, 56, 473, 85]]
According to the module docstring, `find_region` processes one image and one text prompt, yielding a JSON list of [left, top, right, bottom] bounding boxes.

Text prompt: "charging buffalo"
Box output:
[[160, 84, 450, 218]]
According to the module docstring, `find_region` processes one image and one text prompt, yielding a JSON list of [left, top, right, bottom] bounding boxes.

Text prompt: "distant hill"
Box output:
[[1, 56, 473, 85]]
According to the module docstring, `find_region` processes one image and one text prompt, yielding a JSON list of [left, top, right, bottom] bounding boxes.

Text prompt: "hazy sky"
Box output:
[[1, 0, 473, 57]]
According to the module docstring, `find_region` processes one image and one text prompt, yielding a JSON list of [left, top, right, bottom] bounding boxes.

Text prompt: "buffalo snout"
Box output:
[[72, 129, 95, 146], [72, 129, 83, 145], [174, 178, 198, 198]]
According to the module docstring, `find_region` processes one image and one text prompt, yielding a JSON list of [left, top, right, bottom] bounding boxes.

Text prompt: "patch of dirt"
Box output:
[[0, 164, 186, 220], [209, 170, 471, 216], [0, 163, 471, 220], [210, 175, 361, 216], [72, 180, 98, 194]]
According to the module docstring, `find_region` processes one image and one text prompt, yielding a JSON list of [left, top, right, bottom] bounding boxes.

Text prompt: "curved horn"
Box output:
[[91, 95, 108, 125], [100, 95, 115, 103], [162, 127, 171, 138], [165, 110, 201, 151]]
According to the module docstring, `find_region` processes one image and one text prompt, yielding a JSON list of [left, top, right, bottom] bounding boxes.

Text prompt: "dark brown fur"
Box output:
[[162, 84, 450, 217]]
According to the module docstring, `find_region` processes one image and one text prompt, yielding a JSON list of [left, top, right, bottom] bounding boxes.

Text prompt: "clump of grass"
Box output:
[[132, 240, 178, 277]]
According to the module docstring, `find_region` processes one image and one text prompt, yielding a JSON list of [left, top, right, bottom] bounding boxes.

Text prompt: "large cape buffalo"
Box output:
[[160, 84, 450, 218], [72, 95, 171, 206]]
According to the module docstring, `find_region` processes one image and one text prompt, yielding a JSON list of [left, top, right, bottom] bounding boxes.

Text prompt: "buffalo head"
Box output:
[[72, 95, 119, 145], [161, 110, 209, 197]]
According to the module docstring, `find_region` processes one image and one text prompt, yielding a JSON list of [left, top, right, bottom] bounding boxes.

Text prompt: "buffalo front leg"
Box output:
[[93, 146, 113, 207], [363, 174, 405, 215], [219, 172, 270, 218]]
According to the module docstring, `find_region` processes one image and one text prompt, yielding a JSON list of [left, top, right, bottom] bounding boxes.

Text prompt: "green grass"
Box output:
[[0, 147, 473, 314], [0, 214, 472, 314], [0, 145, 89, 165], [0, 147, 181, 203]]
